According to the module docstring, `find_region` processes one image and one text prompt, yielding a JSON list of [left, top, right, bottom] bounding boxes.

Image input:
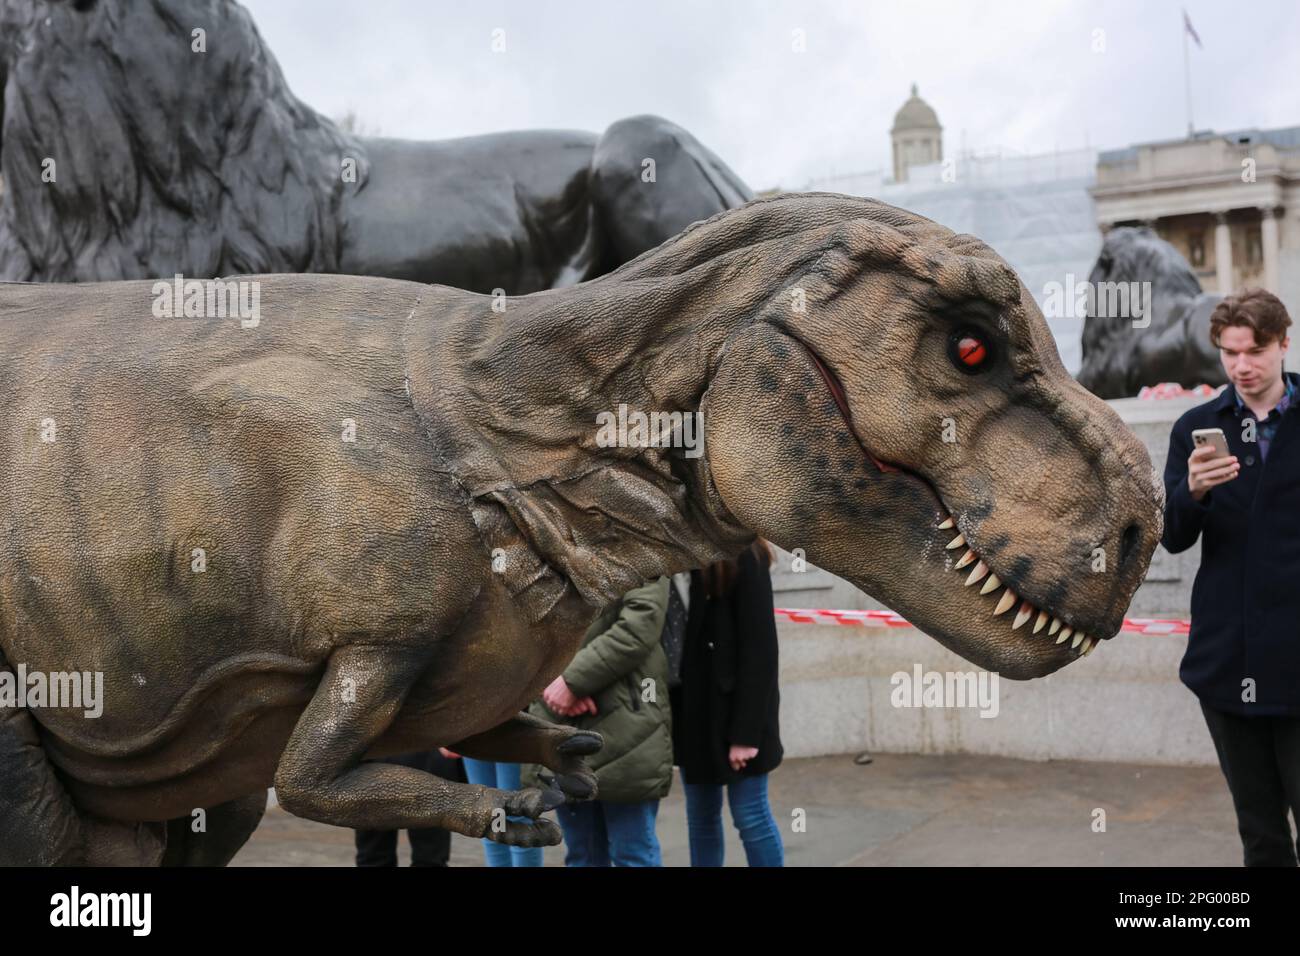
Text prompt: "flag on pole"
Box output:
[[1183, 9, 1203, 48]]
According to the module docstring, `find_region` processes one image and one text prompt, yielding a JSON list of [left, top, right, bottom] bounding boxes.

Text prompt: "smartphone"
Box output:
[[1192, 427, 1230, 459]]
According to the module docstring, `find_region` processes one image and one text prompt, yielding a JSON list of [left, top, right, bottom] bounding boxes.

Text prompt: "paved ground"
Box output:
[[233, 752, 1255, 866]]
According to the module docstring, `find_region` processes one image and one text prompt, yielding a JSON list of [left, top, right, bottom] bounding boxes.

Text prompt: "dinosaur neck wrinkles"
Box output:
[[403, 264, 759, 620], [401, 192, 881, 618]]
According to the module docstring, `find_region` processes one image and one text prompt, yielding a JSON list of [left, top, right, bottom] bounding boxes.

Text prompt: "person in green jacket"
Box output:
[[522, 576, 672, 866]]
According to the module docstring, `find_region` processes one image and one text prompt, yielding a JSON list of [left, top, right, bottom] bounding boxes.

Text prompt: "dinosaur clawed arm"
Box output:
[[271, 646, 560, 846]]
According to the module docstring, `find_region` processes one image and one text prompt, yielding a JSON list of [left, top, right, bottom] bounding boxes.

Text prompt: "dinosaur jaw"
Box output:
[[805, 349, 1112, 677], [932, 511, 1101, 658], [850, 452, 1110, 677]]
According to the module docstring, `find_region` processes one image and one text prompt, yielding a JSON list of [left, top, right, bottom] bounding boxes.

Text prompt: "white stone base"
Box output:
[[777, 622, 1217, 767]]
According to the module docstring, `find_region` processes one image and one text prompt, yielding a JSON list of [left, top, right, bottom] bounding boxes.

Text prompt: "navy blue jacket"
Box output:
[[1161, 371, 1300, 716]]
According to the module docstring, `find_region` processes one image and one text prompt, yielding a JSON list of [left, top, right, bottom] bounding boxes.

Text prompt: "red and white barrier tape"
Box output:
[[775, 608, 1190, 636], [1136, 381, 1225, 401]]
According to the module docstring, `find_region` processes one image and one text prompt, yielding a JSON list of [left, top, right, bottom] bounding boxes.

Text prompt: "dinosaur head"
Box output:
[[700, 194, 1163, 679]]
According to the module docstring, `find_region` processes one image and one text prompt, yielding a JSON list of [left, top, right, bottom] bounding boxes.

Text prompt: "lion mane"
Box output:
[[0, 0, 369, 281]]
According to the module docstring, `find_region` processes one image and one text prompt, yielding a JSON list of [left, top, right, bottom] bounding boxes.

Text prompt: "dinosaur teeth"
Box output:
[[941, 530, 1096, 655], [1012, 600, 1034, 630], [964, 560, 989, 586]]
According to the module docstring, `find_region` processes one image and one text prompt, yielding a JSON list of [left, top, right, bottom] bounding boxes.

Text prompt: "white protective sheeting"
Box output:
[[805, 149, 1101, 373]]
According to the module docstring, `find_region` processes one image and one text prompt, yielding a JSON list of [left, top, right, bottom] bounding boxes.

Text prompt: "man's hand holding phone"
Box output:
[[1188, 443, 1239, 500]]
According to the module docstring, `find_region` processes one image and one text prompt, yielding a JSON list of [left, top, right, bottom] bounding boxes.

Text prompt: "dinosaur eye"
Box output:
[[948, 328, 992, 374]]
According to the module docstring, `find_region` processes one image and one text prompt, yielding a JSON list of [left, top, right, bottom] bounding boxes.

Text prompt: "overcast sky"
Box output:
[[243, 0, 1298, 190]]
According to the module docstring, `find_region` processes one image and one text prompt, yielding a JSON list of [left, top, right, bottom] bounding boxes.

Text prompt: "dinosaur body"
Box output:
[[0, 194, 1163, 865], [3, 277, 509, 821]]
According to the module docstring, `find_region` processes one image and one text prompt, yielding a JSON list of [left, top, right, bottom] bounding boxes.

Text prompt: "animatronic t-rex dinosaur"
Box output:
[[0, 193, 1164, 865], [0, 0, 749, 289], [1076, 227, 1227, 399]]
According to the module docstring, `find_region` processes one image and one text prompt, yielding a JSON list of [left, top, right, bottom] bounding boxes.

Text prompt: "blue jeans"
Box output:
[[556, 799, 663, 866], [683, 772, 785, 867], [461, 758, 544, 867]]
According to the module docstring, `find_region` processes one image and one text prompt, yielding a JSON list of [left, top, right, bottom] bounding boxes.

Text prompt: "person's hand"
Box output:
[[729, 744, 759, 771], [540, 676, 582, 712], [1188, 444, 1239, 500], [438, 747, 460, 759], [557, 696, 597, 717]]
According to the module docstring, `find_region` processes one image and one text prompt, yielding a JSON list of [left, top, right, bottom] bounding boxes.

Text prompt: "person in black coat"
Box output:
[[668, 540, 784, 866], [353, 748, 465, 866], [1161, 288, 1300, 867]]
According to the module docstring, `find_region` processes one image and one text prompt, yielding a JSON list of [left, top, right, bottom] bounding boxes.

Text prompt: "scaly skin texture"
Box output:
[[0, 193, 1162, 865]]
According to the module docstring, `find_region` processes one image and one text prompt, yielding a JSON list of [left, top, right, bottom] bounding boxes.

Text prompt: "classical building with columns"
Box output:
[[890, 83, 942, 184], [810, 104, 1300, 372], [1090, 127, 1300, 321]]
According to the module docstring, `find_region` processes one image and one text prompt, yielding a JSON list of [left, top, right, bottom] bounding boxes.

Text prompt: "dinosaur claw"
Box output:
[[556, 730, 603, 756], [501, 787, 548, 819], [484, 817, 563, 847], [556, 770, 597, 801]]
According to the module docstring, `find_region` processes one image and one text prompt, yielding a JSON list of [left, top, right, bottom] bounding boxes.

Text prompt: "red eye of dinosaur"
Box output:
[[948, 328, 993, 374], [958, 336, 986, 366]]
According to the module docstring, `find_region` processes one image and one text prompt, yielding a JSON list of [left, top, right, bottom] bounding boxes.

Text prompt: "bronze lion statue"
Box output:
[[0, 0, 750, 290], [1076, 226, 1227, 398]]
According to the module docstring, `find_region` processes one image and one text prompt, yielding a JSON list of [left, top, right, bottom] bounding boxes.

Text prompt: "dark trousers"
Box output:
[[354, 750, 463, 867], [1200, 700, 1300, 866]]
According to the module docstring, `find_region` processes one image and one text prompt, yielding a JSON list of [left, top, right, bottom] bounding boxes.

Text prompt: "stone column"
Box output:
[[1260, 206, 1281, 293], [1214, 212, 1233, 294]]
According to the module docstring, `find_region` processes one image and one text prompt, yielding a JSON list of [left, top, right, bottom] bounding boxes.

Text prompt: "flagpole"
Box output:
[[1183, 13, 1193, 136]]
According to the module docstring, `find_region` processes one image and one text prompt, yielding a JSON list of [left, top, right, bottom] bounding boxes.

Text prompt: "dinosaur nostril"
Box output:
[[1119, 522, 1141, 569]]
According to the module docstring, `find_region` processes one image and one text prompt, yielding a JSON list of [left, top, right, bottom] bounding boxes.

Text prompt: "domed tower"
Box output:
[[891, 83, 943, 183]]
